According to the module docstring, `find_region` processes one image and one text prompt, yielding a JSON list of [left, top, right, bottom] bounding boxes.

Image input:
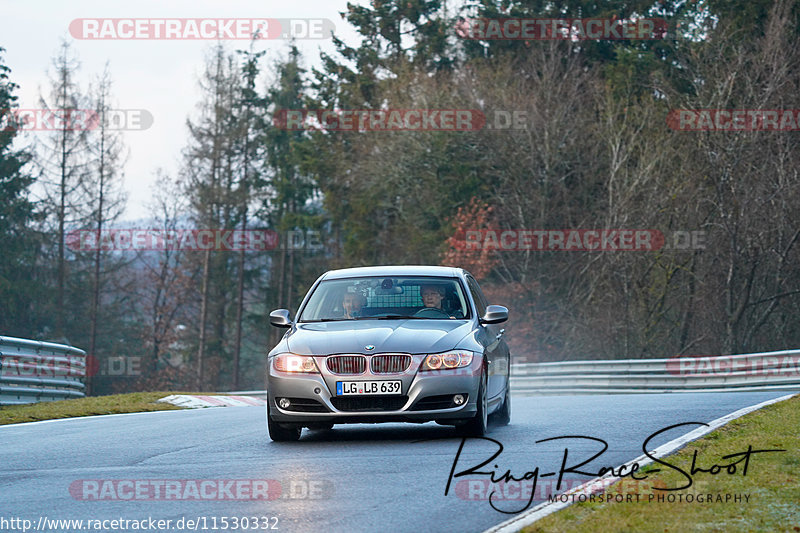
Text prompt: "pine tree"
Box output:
[[0, 47, 42, 335]]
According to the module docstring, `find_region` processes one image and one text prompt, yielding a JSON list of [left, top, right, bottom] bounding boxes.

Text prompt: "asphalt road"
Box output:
[[1, 392, 788, 533]]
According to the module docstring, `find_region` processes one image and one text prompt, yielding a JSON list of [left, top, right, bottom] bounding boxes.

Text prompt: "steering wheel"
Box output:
[[413, 307, 451, 318]]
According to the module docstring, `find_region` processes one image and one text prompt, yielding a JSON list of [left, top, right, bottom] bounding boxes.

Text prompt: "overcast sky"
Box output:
[[1, 0, 369, 220]]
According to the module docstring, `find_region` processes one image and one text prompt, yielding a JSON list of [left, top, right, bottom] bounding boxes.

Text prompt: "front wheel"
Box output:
[[267, 400, 302, 442], [457, 368, 488, 437]]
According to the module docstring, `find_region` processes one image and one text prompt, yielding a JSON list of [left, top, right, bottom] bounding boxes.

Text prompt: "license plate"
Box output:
[[336, 380, 402, 396]]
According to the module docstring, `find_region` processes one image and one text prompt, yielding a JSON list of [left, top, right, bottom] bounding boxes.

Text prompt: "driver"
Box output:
[[420, 284, 446, 310], [342, 291, 367, 319]]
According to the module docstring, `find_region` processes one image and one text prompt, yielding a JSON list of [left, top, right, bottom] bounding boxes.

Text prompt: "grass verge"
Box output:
[[523, 394, 800, 533], [0, 391, 193, 426]]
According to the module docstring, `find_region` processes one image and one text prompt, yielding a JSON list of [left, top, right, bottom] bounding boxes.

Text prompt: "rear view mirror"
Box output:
[[480, 305, 508, 324], [269, 309, 293, 328]]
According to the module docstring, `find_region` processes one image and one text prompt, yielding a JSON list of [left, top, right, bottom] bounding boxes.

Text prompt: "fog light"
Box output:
[[453, 394, 465, 406], [278, 398, 291, 409]]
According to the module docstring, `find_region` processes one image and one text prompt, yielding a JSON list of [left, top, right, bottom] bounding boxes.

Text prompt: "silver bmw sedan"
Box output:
[[266, 265, 510, 441]]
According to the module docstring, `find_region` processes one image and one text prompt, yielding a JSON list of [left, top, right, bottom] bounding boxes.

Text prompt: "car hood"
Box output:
[[285, 319, 474, 356]]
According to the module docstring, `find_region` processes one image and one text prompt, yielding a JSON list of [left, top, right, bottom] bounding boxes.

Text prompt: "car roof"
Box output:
[[322, 265, 467, 280]]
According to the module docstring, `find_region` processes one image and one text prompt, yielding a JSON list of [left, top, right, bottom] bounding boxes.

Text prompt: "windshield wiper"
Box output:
[[354, 314, 421, 320]]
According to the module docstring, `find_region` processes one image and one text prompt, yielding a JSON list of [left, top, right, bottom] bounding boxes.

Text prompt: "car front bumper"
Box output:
[[267, 354, 482, 425]]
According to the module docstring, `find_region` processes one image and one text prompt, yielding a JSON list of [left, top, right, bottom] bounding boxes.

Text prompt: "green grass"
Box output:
[[523, 394, 800, 533], [0, 391, 194, 425]]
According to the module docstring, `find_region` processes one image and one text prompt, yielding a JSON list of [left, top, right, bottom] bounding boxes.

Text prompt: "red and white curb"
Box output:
[[157, 395, 265, 408], [483, 393, 797, 533]]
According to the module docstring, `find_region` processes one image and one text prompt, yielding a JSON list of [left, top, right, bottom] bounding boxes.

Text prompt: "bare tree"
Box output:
[[84, 65, 127, 393], [35, 41, 93, 338]]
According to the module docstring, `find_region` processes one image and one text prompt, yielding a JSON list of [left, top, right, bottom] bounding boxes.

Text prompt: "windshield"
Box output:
[[298, 276, 470, 322]]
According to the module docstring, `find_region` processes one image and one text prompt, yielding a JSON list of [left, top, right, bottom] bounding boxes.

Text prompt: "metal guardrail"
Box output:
[[0, 336, 86, 405], [511, 349, 800, 394]]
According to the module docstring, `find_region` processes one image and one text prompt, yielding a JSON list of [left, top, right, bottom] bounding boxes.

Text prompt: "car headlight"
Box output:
[[421, 350, 475, 371], [273, 353, 319, 373]]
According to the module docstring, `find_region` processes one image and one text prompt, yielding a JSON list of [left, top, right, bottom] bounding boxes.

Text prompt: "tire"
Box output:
[[492, 381, 511, 426], [267, 400, 302, 442], [457, 368, 488, 437]]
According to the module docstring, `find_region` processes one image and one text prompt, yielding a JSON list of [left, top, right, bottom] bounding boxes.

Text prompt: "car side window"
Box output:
[[466, 276, 488, 317]]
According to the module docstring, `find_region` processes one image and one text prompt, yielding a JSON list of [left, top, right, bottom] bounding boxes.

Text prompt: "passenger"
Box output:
[[342, 291, 367, 319]]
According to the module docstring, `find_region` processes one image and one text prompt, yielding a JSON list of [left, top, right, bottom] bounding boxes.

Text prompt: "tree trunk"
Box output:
[[197, 249, 211, 389]]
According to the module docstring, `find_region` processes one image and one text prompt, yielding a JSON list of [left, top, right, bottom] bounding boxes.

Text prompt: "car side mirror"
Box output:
[[480, 305, 508, 324], [270, 309, 294, 328]]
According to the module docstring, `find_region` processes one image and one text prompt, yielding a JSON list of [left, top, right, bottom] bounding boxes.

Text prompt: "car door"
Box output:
[[466, 275, 508, 400]]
